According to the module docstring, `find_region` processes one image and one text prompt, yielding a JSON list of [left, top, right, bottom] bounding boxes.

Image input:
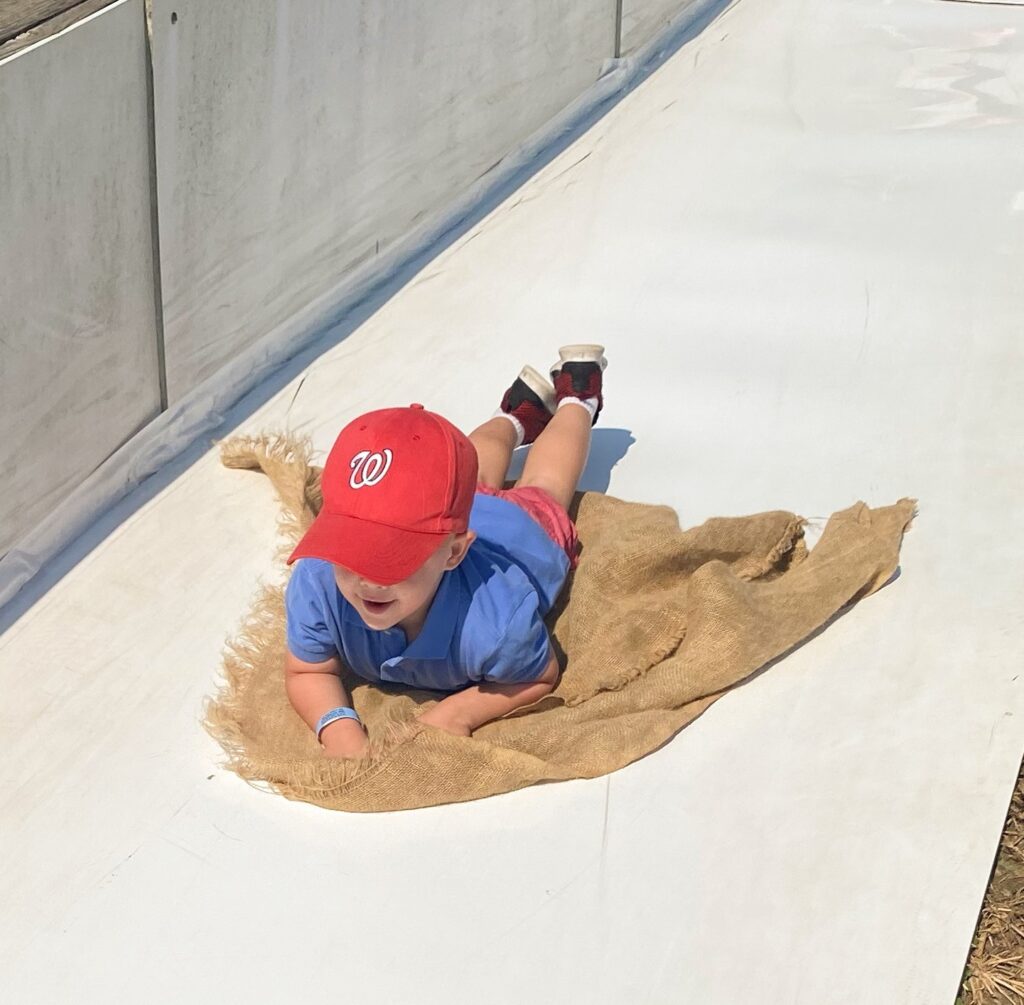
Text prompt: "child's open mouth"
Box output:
[[360, 598, 395, 616]]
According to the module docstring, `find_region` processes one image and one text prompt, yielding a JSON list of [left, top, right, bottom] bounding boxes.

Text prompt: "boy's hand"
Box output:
[[417, 653, 559, 736], [319, 718, 370, 758], [418, 705, 473, 737]]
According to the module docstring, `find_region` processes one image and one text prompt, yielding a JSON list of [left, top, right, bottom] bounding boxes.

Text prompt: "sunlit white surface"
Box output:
[[2, 0, 1023, 1001]]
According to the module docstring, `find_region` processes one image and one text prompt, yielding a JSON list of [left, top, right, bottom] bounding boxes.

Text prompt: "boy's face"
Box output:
[[332, 530, 476, 638]]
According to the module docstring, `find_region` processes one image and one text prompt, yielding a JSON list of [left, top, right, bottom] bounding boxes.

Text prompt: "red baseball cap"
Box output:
[[287, 404, 479, 584]]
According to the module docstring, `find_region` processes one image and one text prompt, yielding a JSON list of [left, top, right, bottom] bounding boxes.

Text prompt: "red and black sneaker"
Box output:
[[499, 365, 557, 445], [550, 344, 607, 425]]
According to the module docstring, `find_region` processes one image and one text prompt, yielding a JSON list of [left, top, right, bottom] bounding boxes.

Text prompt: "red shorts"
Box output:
[[476, 483, 579, 569]]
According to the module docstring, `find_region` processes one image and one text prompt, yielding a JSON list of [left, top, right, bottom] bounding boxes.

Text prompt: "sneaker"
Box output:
[[550, 344, 607, 424], [499, 365, 557, 445]]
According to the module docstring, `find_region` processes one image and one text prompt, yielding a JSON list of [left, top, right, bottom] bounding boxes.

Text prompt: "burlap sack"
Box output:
[[205, 435, 916, 812]]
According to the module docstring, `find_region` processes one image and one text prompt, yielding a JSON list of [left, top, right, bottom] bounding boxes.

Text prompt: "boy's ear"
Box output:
[[445, 530, 476, 570]]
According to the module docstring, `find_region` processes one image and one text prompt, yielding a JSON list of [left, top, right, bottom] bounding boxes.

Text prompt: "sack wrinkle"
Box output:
[[204, 435, 915, 811]]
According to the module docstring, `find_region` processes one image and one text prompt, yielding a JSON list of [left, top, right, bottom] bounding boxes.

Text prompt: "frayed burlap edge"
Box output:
[[204, 578, 434, 800]]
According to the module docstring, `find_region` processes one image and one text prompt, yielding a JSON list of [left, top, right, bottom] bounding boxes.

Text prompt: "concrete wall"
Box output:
[[622, 0, 703, 54], [0, 0, 700, 587], [0, 0, 161, 555], [150, 0, 617, 401]]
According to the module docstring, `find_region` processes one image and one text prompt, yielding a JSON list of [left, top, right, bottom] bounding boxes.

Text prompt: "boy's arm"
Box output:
[[284, 651, 369, 758], [418, 652, 559, 736]]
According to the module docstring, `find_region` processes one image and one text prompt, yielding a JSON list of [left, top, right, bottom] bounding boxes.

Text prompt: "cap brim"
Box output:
[[287, 510, 449, 585]]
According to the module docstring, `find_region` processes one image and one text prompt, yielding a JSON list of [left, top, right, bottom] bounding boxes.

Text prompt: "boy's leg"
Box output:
[[472, 365, 559, 489], [516, 346, 605, 510], [469, 417, 518, 489], [515, 403, 591, 510]]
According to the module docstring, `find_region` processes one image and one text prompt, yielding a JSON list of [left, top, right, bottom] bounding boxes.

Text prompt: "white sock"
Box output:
[[494, 410, 525, 448], [557, 397, 599, 421]]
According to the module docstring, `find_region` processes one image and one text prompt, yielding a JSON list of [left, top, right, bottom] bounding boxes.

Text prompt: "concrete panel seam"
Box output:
[[142, 0, 168, 411]]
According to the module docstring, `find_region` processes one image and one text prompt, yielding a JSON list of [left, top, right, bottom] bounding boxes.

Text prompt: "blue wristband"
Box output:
[[316, 706, 362, 741]]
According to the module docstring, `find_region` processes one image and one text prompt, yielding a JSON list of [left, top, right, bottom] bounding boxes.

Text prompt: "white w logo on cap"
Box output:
[[349, 449, 393, 489]]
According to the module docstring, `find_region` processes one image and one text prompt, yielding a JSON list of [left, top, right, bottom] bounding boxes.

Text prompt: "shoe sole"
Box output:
[[557, 343, 607, 365], [518, 365, 557, 413], [550, 343, 607, 380]]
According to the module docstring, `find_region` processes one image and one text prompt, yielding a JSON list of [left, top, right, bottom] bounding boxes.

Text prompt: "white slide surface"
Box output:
[[2, 0, 1023, 1001]]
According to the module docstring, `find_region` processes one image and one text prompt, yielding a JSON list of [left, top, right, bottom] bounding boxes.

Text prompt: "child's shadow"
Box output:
[[506, 427, 635, 494]]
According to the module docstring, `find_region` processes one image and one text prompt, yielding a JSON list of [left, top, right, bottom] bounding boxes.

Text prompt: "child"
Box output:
[[284, 344, 607, 758]]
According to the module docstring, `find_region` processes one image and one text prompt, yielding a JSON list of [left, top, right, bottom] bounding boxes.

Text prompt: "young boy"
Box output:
[[284, 344, 607, 758]]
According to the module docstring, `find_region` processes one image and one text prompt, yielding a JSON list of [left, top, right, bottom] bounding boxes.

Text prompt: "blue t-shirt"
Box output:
[[285, 491, 570, 691]]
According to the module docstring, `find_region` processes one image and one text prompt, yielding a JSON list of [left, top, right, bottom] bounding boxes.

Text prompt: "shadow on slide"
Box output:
[[507, 427, 636, 493]]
